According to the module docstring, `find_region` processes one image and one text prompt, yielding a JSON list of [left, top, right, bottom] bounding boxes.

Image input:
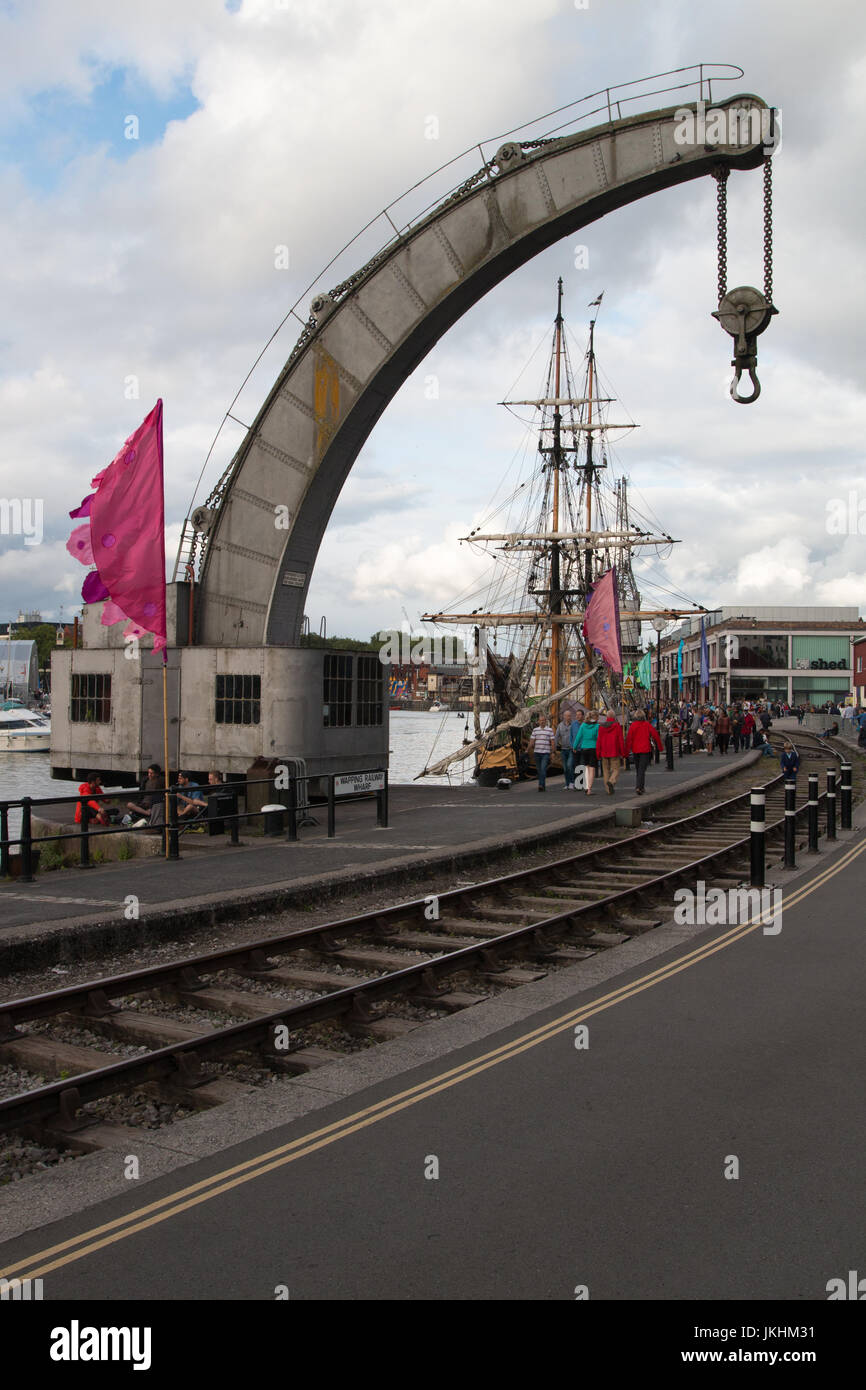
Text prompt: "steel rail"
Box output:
[[0, 737, 842, 1035], [0, 760, 799, 1032], [0, 745, 848, 1137]]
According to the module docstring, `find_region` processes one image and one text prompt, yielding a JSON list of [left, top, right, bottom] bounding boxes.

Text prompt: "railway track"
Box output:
[[0, 732, 857, 1155]]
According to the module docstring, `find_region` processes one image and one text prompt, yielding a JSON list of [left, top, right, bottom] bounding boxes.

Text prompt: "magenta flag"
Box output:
[[582, 566, 623, 674], [67, 400, 167, 654]]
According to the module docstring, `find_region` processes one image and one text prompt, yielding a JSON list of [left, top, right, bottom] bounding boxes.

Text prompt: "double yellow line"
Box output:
[[3, 833, 864, 1285]]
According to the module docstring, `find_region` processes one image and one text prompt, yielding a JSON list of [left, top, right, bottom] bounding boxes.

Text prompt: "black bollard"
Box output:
[[677, 728, 683, 758], [0, 801, 8, 879], [807, 773, 819, 853], [783, 780, 796, 869], [168, 788, 180, 860], [826, 768, 837, 840], [840, 762, 853, 831], [750, 787, 765, 889], [685, 727, 692, 755], [20, 797, 34, 883], [377, 770, 389, 827], [286, 775, 298, 842], [665, 734, 674, 771], [78, 795, 92, 870], [327, 776, 336, 838]]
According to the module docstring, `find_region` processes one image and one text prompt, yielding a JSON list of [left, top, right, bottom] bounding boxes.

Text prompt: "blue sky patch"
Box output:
[[0, 64, 199, 191]]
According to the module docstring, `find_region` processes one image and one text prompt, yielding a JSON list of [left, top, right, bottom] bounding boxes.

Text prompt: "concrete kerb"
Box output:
[[0, 752, 765, 972]]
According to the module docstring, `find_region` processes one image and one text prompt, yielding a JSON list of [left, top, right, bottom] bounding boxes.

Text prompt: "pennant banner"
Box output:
[[67, 401, 167, 654], [582, 566, 622, 674], [636, 650, 652, 688], [699, 617, 710, 689]]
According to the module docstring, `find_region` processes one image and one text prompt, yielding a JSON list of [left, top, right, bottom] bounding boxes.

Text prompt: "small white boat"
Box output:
[[428, 702, 444, 713], [0, 704, 51, 752]]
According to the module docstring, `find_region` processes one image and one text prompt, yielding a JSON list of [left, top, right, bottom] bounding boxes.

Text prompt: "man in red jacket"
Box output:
[[596, 710, 626, 796], [625, 710, 664, 795]]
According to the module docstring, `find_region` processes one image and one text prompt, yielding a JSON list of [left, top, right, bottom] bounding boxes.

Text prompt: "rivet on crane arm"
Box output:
[[712, 154, 778, 403]]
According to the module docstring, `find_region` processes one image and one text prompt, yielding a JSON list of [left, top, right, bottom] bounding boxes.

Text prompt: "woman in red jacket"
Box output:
[[625, 711, 663, 795], [596, 711, 626, 796], [741, 709, 756, 750]]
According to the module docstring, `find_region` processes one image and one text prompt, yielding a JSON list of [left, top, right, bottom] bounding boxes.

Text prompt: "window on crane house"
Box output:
[[215, 674, 261, 725], [323, 654, 353, 727], [356, 655, 383, 726], [70, 673, 112, 723]]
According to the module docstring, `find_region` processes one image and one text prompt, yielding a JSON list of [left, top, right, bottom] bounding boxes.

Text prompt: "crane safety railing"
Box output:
[[176, 61, 747, 583]]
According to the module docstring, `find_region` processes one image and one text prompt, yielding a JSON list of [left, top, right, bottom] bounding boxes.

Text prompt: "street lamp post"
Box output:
[[651, 618, 666, 765], [652, 619, 666, 723]]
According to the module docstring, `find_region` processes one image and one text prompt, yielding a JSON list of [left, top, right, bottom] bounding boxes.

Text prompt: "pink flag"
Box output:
[[68, 400, 167, 654], [582, 566, 622, 674]]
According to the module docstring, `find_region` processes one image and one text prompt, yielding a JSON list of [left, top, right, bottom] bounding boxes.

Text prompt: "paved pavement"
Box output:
[[0, 744, 763, 951], [1, 792, 863, 1302]]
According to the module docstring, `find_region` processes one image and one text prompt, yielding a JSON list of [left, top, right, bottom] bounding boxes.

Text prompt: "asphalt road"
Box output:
[[2, 822, 864, 1301]]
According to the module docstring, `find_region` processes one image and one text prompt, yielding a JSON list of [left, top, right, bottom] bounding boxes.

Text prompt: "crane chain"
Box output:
[[713, 165, 729, 306], [763, 156, 773, 304]]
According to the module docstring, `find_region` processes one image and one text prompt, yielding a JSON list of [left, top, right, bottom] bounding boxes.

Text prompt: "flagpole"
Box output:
[[162, 652, 171, 858]]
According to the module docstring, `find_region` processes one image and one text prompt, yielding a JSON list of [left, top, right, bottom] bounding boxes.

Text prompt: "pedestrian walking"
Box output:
[[741, 709, 756, 749], [555, 708, 576, 790], [572, 709, 600, 795], [780, 740, 800, 780], [528, 715, 556, 792], [715, 709, 731, 755], [625, 709, 663, 795], [596, 710, 625, 796]]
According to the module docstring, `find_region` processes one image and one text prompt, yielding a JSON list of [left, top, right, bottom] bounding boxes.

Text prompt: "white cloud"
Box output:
[[1, 0, 865, 635]]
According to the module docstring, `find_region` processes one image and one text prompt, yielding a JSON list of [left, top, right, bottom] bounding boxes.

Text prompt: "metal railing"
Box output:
[[0, 767, 388, 882]]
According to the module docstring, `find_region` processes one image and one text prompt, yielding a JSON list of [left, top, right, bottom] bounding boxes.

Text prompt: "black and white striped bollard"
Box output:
[[826, 768, 837, 840], [750, 787, 766, 889], [807, 773, 819, 853], [840, 763, 852, 831], [783, 780, 796, 869]]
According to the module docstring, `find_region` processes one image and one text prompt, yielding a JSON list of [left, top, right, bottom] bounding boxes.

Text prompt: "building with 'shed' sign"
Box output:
[[650, 607, 864, 706]]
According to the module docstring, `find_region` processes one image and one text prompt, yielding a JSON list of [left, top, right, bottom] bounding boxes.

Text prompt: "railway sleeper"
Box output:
[[61, 1009, 212, 1050], [176, 985, 298, 1019], [0, 1034, 116, 1081], [327, 946, 436, 971], [379, 929, 488, 951], [252, 964, 372, 992], [436, 915, 550, 938]]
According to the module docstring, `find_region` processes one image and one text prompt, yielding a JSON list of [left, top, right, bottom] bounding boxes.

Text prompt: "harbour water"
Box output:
[[0, 710, 475, 837]]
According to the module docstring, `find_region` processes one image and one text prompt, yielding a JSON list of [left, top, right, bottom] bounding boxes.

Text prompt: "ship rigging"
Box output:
[[419, 282, 706, 780]]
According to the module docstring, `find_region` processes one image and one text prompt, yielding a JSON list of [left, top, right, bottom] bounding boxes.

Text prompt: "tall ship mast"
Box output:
[[420, 281, 703, 781]]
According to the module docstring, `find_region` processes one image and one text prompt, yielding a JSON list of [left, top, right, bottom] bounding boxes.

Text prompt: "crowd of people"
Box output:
[[530, 705, 663, 797], [527, 696, 865, 799], [73, 767, 226, 830]]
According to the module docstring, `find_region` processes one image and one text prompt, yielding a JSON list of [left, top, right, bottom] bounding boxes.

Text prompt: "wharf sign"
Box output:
[[378, 627, 488, 670], [334, 770, 385, 796]]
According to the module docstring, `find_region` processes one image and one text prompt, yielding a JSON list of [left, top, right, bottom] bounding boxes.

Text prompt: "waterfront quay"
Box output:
[[0, 744, 759, 959], [2, 756, 865, 1306]]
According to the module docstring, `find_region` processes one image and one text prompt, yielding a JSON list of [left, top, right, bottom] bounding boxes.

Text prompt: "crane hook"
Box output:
[[730, 359, 761, 404]]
